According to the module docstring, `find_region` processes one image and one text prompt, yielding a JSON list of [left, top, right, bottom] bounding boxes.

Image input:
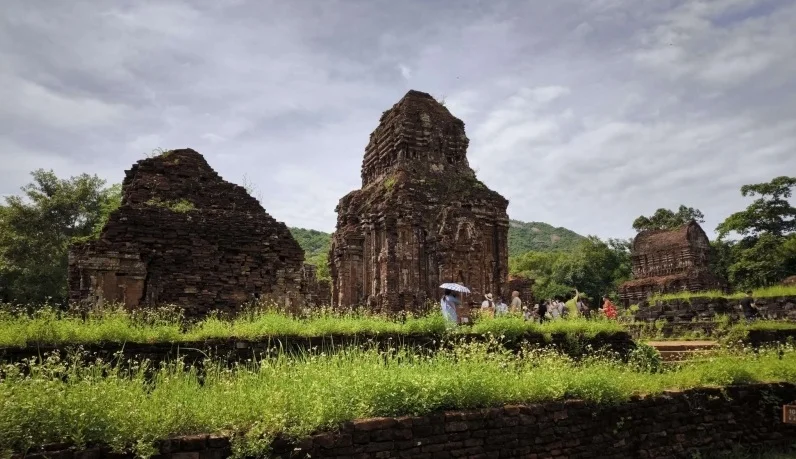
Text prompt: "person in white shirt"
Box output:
[[495, 297, 509, 317], [481, 293, 495, 309], [440, 289, 460, 327], [480, 293, 495, 318], [549, 300, 561, 319], [510, 291, 522, 313]]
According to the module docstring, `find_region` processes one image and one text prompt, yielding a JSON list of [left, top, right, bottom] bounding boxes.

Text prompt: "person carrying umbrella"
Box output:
[[440, 289, 461, 326]]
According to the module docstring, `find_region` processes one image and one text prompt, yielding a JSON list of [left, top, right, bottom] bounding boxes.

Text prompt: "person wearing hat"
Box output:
[[481, 293, 496, 318], [522, 305, 532, 321]]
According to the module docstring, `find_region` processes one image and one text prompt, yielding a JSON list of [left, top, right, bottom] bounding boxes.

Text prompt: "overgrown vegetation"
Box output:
[[0, 306, 624, 348], [289, 227, 331, 280], [1, 343, 794, 458], [632, 205, 705, 232], [647, 284, 796, 302], [144, 197, 196, 213]]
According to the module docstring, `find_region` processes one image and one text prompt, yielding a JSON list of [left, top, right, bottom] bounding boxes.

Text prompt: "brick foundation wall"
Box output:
[[0, 331, 635, 367], [15, 383, 796, 459], [633, 296, 796, 322]]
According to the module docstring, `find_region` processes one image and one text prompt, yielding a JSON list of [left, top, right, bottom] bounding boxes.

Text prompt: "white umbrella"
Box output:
[[439, 283, 471, 293]]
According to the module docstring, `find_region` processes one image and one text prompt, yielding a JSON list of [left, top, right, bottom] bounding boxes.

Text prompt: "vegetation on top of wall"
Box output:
[[144, 198, 196, 213], [1, 343, 794, 458], [631, 205, 704, 232], [647, 285, 796, 303], [383, 175, 397, 191], [0, 306, 625, 348]]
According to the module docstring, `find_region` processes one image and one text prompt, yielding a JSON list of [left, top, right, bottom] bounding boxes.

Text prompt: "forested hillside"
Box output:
[[507, 220, 585, 256], [288, 227, 331, 279], [289, 220, 586, 281]]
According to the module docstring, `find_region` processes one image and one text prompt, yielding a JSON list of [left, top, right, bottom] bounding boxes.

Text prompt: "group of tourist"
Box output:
[[439, 287, 619, 326]]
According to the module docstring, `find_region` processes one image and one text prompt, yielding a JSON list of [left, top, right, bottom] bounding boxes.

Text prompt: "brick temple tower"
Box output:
[[330, 90, 510, 312], [619, 220, 722, 305]]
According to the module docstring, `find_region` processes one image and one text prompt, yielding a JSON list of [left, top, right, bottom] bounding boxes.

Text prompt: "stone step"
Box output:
[[647, 340, 719, 361], [646, 340, 718, 352]]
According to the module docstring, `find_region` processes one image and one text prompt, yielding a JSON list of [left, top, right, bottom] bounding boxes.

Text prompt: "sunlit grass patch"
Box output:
[[0, 306, 625, 348]]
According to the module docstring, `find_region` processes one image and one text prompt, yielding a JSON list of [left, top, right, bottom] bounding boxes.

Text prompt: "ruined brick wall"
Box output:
[[301, 264, 331, 307], [633, 295, 796, 322], [330, 90, 509, 313], [23, 383, 796, 459], [68, 149, 305, 317], [619, 221, 721, 306]]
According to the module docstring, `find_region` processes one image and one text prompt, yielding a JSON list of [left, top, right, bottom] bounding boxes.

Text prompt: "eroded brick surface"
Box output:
[[619, 221, 722, 306], [68, 149, 307, 316], [330, 90, 510, 312]]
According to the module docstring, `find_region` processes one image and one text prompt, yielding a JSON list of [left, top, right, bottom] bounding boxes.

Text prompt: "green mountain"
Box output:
[[507, 220, 585, 256], [290, 220, 585, 269], [289, 227, 332, 279], [289, 227, 331, 258]]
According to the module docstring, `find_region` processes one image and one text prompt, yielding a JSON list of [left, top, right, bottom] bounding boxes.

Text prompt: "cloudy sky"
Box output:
[[2, 0, 794, 240]]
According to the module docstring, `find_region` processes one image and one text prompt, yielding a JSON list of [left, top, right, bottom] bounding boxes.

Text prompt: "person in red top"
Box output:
[[601, 295, 617, 320]]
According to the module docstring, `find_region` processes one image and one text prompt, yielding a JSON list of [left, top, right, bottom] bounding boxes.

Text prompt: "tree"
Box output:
[[508, 236, 632, 304], [708, 239, 733, 286], [716, 176, 796, 289], [716, 176, 796, 239], [0, 170, 120, 305], [632, 205, 705, 232]]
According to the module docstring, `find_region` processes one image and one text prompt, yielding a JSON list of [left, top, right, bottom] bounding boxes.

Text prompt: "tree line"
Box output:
[[509, 176, 796, 303], [1, 169, 794, 306]]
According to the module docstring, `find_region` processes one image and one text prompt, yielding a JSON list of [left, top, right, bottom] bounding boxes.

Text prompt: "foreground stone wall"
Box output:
[[0, 331, 635, 367], [68, 149, 307, 317], [633, 295, 796, 322], [331, 90, 509, 313], [625, 321, 796, 345], [17, 383, 796, 459]]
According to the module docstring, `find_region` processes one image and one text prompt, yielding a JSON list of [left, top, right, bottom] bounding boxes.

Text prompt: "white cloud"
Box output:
[[1, 0, 794, 241], [398, 64, 412, 80]]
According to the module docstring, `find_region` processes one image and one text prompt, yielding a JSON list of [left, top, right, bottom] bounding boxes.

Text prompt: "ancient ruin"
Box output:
[[300, 264, 331, 308], [619, 220, 722, 306], [68, 149, 309, 316], [330, 90, 510, 312]]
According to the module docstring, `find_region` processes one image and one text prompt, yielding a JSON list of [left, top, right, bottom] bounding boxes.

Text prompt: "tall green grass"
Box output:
[[648, 284, 796, 303], [0, 306, 625, 348], [1, 343, 795, 458]]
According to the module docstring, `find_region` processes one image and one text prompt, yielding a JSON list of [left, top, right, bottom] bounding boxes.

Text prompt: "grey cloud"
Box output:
[[1, 0, 794, 238]]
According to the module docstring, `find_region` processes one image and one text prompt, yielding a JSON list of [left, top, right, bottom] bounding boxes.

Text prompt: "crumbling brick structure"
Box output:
[[619, 220, 721, 306], [330, 90, 509, 312], [301, 264, 331, 308], [68, 149, 306, 316]]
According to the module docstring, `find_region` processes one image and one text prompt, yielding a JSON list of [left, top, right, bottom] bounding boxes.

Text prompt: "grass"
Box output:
[[1, 342, 794, 458], [0, 306, 626, 348], [705, 445, 796, 459], [647, 284, 796, 303]]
